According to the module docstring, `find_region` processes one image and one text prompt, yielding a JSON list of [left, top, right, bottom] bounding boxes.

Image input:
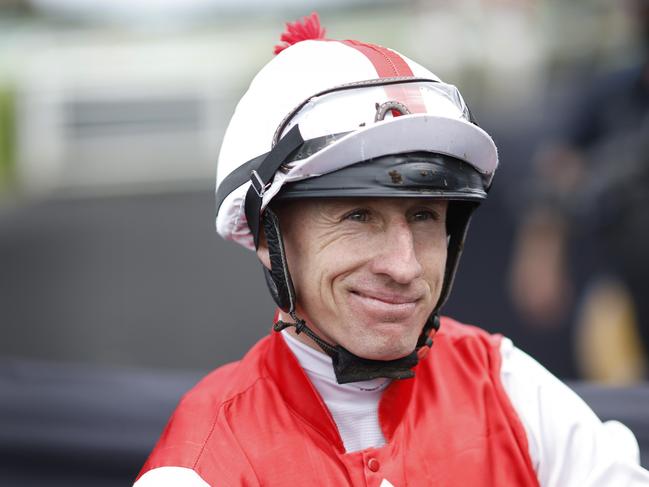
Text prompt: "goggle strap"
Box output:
[[244, 125, 304, 248]]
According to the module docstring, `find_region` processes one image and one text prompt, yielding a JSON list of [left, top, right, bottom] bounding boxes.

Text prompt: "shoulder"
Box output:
[[176, 334, 272, 417], [136, 335, 276, 485], [435, 319, 649, 484], [500, 338, 649, 486]]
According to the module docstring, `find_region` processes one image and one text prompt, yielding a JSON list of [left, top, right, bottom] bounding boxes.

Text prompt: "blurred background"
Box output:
[[1, 0, 648, 484]]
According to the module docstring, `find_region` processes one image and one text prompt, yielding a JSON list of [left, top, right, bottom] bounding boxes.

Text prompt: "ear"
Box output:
[[256, 227, 272, 270]]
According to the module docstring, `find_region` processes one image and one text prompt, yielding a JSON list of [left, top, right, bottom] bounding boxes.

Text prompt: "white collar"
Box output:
[[281, 329, 391, 393]]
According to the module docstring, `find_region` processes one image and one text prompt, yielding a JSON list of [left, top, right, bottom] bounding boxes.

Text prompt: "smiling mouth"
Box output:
[[351, 290, 420, 305], [348, 290, 420, 317]]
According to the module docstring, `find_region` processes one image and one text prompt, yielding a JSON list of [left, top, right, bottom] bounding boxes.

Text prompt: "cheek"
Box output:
[[303, 239, 367, 305], [416, 234, 448, 280], [286, 239, 340, 304]]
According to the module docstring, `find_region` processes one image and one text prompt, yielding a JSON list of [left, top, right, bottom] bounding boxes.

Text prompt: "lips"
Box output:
[[352, 289, 420, 305], [348, 288, 421, 320]]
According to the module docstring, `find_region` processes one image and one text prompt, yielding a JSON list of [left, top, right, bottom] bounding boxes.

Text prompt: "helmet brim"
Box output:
[[274, 151, 488, 202], [274, 113, 497, 193]]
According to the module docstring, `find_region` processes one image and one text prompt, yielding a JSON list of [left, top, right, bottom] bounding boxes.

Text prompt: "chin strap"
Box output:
[[274, 311, 338, 356], [274, 312, 440, 384]]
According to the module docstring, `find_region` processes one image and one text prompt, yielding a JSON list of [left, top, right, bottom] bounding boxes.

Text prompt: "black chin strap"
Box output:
[[274, 312, 438, 384], [274, 311, 337, 356], [331, 347, 419, 384]]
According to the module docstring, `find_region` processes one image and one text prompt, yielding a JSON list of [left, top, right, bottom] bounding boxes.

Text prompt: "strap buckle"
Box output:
[[250, 170, 270, 198]]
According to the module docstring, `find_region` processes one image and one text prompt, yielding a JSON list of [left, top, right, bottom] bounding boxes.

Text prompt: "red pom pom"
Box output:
[[274, 12, 326, 55]]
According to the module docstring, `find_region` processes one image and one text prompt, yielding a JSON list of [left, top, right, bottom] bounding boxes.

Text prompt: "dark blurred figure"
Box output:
[[510, 0, 649, 381]]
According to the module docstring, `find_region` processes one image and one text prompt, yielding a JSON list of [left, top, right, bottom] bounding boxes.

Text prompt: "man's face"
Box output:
[[263, 197, 448, 361]]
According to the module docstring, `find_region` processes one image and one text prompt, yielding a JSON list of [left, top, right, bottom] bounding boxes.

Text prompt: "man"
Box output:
[[135, 13, 649, 486]]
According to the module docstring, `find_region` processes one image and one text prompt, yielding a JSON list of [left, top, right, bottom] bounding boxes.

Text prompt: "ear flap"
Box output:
[[433, 201, 477, 313], [261, 208, 297, 313], [417, 201, 478, 348]]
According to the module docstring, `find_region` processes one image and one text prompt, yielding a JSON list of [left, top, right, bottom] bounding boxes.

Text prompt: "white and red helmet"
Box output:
[[215, 13, 498, 251]]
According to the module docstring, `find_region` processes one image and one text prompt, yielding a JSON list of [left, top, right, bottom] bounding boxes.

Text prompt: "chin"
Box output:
[[367, 350, 414, 361], [356, 348, 415, 362], [346, 333, 418, 361]]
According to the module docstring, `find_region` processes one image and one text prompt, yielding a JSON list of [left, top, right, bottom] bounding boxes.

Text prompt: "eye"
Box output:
[[343, 208, 371, 222], [410, 209, 440, 222]]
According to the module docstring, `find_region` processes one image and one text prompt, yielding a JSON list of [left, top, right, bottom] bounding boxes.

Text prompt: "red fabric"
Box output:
[[340, 39, 427, 115], [137, 317, 539, 486]]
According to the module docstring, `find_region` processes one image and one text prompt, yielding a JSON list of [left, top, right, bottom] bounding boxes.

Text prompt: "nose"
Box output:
[[369, 219, 423, 284]]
